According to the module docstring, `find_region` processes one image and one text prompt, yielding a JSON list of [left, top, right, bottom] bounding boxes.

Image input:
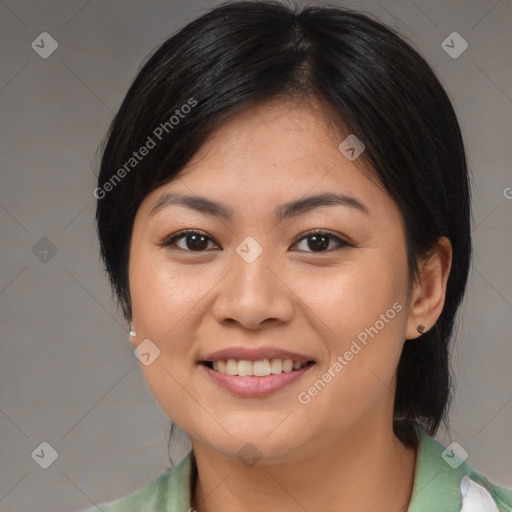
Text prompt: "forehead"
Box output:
[[140, 99, 398, 225], [188, 98, 346, 167], [180, 101, 369, 187]]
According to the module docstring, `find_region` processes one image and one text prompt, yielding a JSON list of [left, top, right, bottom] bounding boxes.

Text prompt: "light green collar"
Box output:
[[408, 423, 466, 511]]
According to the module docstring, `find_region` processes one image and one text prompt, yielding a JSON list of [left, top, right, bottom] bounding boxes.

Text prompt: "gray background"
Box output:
[[0, 0, 511, 511]]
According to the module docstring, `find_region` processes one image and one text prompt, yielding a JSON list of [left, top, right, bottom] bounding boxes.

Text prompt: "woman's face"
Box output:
[[128, 99, 414, 462]]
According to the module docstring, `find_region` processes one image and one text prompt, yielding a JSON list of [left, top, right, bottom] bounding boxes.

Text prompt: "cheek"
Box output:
[[128, 247, 195, 399], [129, 255, 200, 430], [300, 250, 408, 407], [129, 246, 203, 341], [298, 250, 407, 340]]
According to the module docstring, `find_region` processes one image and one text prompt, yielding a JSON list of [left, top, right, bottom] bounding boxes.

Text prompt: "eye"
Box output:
[[159, 229, 352, 253], [159, 229, 220, 252], [291, 230, 352, 253]]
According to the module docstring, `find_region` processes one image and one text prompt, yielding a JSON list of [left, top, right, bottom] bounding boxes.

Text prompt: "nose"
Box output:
[[212, 250, 295, 331]]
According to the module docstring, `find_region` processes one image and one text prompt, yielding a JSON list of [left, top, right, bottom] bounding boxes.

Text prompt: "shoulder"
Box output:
[[79, 452, 194, 512], [409, 423, 512, 512]]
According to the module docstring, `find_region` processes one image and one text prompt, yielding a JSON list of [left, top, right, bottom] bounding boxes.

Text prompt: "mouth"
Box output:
[[201, 358, 316, 376], [200, 358, 316, 397]]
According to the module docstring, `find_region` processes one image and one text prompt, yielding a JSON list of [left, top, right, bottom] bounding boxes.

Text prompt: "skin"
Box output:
[[128, 98, 452, 512]]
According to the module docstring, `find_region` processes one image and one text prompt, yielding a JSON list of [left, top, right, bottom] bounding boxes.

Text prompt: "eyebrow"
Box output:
[[149, 192, 370, 220]]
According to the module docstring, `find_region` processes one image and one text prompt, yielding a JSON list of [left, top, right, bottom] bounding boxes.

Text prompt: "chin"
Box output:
[[190, 424, 311, 466]]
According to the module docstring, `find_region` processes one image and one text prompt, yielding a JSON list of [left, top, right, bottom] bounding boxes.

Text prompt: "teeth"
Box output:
[[282, 359, 293, 373], [226, 359, 238, 375], [269, 358, 282, 374], [253, 359, 271, 376], [210, 358, 309, 376], [237, 360, 253, 376]]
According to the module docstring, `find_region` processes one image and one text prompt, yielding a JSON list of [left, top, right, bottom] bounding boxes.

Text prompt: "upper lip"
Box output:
[[202, 346, 316, 363]]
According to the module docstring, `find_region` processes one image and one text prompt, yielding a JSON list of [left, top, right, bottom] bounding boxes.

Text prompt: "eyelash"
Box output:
[[158, 229, 352, 253]]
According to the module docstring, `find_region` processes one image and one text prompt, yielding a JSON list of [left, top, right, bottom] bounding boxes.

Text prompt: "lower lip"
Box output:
[[201, 363, 315, 397]]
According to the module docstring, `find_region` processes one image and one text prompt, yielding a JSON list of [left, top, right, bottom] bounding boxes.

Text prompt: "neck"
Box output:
[[190, 419, 417, 512]]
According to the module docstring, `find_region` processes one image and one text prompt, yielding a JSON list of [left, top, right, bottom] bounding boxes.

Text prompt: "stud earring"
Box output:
[[417, 324, 426, 334], [129, 324, 136, 338]]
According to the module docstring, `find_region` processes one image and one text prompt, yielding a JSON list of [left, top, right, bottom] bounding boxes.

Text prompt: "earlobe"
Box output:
[[129, 323, 137, 346], [405, 237, 452, 340]]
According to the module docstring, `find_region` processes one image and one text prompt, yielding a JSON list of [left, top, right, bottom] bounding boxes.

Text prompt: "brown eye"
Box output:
[[160, 230, 219, 252], [292, 231, 351, 253], [159, 229, 351, 254]]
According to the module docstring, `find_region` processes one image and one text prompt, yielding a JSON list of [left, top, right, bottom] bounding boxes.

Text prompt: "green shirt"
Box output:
[[82, 424, 512, 511]]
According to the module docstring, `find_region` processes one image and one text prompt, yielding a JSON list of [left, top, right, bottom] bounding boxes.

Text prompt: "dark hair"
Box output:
[[95, 0, 471, 449]]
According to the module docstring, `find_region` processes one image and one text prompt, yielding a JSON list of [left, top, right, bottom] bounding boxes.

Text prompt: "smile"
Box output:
[[204, 358, 314, 376], [200, 359, 316, 397]]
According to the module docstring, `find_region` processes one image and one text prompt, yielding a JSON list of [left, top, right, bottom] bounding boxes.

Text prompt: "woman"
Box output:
[[86, 1, 512, 511]]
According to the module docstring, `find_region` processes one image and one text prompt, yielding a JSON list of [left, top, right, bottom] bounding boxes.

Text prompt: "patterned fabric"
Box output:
[[81, 424, 512, 511]]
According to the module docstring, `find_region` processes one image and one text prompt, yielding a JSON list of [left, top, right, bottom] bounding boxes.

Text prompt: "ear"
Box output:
[[405, 236, 453, 340]]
